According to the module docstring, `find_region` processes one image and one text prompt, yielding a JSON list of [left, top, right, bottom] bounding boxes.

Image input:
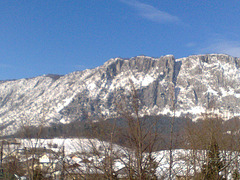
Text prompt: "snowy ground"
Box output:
[[4, 138, 238, 179]]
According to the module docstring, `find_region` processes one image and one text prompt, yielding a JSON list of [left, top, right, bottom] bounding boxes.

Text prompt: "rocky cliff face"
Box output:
[[176, 54, 240, 118], [0, 54, 240, 135]]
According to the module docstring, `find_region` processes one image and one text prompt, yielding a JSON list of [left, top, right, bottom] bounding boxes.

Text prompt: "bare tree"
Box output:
[[18, 105, 54, 179], [70, 80, 161, 179], [169, 83, 176, 180], [183, 112, 240, 179], [116, 80, 160, 179]]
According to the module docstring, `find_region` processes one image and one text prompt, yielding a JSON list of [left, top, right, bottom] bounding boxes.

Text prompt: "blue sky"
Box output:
[[1, 0, 240, 80]]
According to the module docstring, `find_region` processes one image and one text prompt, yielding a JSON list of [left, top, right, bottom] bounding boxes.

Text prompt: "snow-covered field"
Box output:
[[4, 138, 237, 179]]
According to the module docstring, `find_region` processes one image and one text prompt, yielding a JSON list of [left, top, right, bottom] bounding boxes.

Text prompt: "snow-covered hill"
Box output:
[[11, 138, 240, 179], [0, 54, 240, 135]]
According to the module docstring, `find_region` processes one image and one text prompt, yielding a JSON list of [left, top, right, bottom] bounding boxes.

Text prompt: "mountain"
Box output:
[[1, 54, 240, 135]]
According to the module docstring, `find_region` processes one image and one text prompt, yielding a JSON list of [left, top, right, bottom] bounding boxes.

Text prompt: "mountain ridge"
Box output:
[[1, 54, 240, 135]]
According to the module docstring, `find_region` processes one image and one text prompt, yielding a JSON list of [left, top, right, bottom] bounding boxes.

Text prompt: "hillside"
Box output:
[[0, 54, 240, 135]]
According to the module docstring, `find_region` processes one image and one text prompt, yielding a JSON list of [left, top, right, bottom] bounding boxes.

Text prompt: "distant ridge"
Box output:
[[0, 54, 240, 135]]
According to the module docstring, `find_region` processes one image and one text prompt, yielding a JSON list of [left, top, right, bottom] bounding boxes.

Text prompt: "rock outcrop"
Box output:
[[0, 54, 240, 135]]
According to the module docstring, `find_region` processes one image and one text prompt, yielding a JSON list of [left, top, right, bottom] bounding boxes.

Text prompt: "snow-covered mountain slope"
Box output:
[[175, 54, 240, 119], [0, 54, 240, 135]]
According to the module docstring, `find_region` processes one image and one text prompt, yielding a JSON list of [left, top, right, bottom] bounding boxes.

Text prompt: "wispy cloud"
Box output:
[[120, 0, 181, 24], [200, 39, 240, 57]]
